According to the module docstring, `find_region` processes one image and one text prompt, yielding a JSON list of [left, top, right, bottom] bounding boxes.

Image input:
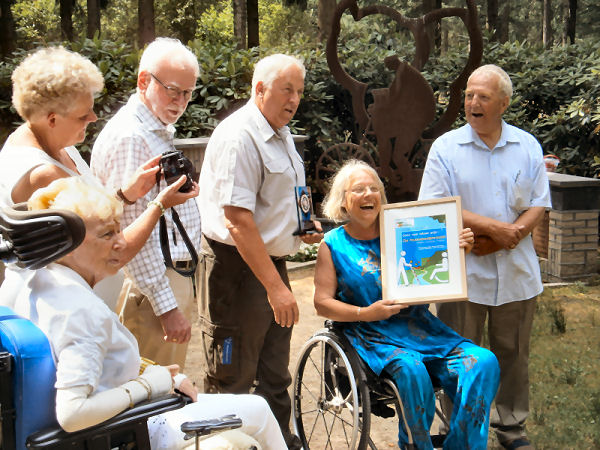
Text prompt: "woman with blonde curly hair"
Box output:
[[0, 46, 197, 306]]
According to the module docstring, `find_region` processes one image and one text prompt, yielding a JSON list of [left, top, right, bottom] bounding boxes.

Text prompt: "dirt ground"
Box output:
[[184, 263, 401, 449]]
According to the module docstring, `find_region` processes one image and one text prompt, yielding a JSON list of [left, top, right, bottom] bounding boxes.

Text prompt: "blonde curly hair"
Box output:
[[28, 177, 122, 222], [321, 159, 387, 222], [11, 46, 104, 121]]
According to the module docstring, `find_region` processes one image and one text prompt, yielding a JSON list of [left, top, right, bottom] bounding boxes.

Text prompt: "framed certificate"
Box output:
[[379, 197, 468, 305]]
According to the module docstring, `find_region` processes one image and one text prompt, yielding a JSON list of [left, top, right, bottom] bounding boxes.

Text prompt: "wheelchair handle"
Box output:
[[181, 414, 242, 440]]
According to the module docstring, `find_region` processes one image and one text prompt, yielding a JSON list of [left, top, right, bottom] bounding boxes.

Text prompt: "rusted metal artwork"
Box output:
[[316, 0, 482, 201]]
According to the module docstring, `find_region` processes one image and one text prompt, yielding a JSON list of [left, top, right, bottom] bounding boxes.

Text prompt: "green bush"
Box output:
[[1, 36, 599, 185]]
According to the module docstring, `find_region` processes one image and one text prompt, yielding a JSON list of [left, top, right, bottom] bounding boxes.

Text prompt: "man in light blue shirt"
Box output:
[[419, 64, 551, 450]]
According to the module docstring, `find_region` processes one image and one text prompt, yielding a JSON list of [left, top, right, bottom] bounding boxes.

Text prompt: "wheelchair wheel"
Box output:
[[292, 331, 371, 449]]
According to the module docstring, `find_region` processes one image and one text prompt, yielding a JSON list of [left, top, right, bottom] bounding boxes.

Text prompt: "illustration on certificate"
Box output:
[[395, 215, 449, 287]]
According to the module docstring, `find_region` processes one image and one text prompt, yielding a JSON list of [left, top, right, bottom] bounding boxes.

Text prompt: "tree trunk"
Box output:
[[247, 0, 258, 48], [283, 0, 306, 9], [138, 0, 155, 47], [542, 0, 553, 48], [60, 0, 74, 41], [0, 0, 17, 56], [565, 0, 577, 44], [317, 0, 336, 43], [422, 0, 441, 53], [498, 1, 510, 43], [87, 0, 101, 38], [233, 0, 247, 49], [487, 0, 499, 41]]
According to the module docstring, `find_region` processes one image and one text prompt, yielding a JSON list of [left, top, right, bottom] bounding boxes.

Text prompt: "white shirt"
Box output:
[[419, 122, 551, 306], [91, 94, 201, 315], [199, 101, 304, 257], [0, 144, 98, 207], [0, 263, 140, 392]]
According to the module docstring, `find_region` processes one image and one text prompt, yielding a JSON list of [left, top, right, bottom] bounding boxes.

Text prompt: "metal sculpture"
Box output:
[[317, 0, 482, 201]]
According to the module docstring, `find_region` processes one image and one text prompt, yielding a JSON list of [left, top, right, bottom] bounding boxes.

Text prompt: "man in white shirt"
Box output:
[[91, 38, 201, 369], [198, 54, 322, 448], [419, 64, 551, 450]]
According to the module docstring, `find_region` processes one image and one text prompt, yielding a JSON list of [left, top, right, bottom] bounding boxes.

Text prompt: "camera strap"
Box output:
[[158, 208, 198, 278], [155, 170, 198, 278]]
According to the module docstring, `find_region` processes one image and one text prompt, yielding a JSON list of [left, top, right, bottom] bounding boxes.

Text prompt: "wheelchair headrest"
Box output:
[[0, 203, 85, 270]]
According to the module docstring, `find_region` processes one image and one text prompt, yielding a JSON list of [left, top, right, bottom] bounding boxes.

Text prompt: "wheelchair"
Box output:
[[292, 321, 449, 450], [0, 205, 242, 450]]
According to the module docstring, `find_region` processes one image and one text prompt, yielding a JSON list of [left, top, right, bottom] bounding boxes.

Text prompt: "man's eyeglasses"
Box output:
[[150, 73, 196, 100]]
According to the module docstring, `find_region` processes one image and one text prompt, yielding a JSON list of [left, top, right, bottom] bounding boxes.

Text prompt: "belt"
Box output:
[[204, 236, 287, 262], [174, 260, 193, 270]]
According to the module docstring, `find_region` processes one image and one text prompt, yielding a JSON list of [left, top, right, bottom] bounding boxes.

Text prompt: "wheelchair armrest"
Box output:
[[26, 394, 186, 448], [181, 414, 242, 440]]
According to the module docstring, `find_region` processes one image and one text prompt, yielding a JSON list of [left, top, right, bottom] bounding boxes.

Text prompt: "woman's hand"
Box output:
[[120, 155, 162, 202], [362, 299, 407, 322], [155, 175, 199, 209], [176, 376, 198, 402], [459, 227, 475, 253]]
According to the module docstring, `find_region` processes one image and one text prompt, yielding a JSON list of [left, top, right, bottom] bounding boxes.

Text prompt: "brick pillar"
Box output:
[[546, 210, 598, 280], [543, 172, 600, 282]]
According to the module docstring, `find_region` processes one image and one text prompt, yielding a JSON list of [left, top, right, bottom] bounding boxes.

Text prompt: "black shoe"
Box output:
[[501, 437, 534, 450]]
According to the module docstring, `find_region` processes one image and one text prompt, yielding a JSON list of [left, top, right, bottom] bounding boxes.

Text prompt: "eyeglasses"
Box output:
[[348, 184, 382, 195], [150, 73, 196, 100]]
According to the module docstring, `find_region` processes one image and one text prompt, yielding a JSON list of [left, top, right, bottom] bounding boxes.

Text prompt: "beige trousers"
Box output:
[[119, 267, 197, 369]]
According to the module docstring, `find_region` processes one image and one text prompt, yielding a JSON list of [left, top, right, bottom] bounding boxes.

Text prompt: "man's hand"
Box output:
[[121, 155, 161, 202], [159, 308, 191, 344], [298, 220, 324, 244], [490, 222, 526, 250], [473, 235, 503, 256], [267, 285, 300, 328]]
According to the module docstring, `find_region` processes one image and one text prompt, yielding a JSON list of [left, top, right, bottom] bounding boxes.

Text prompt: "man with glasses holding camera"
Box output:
[[91, 37, 201, 370]]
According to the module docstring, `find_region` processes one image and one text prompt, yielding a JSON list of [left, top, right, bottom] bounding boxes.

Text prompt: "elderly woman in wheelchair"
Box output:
[[0, 177, 286, 449], [310, 160, 500, 450]]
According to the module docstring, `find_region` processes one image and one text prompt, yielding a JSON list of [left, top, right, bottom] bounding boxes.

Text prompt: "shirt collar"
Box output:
[[458, 121, 517, 151], [246, 100, 291, 143], [130, 93, 176, 136]]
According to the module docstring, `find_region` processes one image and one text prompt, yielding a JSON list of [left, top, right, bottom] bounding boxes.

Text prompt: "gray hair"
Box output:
[[468, 64, 513, 99], [138, 37, 199, 78], [321, 159, 387, 222], [250, 54, 305, 100]]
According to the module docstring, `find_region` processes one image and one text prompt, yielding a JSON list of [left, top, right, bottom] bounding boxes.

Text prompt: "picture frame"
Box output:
[[379, 196, 468, 305]]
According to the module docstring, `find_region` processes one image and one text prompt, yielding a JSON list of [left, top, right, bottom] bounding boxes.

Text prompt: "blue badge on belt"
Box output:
[[222, 337, 233, 365]]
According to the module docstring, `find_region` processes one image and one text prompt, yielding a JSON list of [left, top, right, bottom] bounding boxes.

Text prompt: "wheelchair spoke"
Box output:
[[293, 334, 370, 449]]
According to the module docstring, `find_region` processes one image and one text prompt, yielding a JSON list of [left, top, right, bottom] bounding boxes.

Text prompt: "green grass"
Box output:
[[524, 281, 600, 449]]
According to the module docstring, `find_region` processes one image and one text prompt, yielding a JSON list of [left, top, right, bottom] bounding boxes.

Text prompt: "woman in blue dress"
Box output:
[[314, 159, 500, 450]]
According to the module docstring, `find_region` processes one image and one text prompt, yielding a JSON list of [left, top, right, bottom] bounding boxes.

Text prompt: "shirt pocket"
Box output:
[[510, 176, 534, 213]]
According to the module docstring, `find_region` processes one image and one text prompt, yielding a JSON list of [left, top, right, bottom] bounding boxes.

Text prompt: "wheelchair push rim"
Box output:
[[292, 332, 370, 449]]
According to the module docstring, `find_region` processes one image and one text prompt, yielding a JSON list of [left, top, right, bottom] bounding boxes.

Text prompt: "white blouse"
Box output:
[[0, 263, 140, 392]]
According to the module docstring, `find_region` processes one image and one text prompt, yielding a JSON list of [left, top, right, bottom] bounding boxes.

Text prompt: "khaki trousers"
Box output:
[[437, 298, 537, 444], [119, 267, 197, 370]]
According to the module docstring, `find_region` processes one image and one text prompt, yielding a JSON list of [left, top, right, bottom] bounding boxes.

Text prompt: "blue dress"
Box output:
[[324, 227, 500, 450]]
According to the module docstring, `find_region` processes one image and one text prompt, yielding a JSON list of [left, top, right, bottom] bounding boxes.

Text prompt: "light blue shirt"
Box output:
[[418, 122, 551, 306]]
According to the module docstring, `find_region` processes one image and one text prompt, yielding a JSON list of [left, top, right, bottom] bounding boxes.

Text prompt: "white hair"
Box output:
[[250, 54, 305, 100], [468, 64, 513, 99], [321, 159, 387, 222], [138, 37, 199, 77]]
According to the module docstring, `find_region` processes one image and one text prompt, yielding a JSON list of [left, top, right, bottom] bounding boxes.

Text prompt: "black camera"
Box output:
[[159, 150, 196, 193]]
